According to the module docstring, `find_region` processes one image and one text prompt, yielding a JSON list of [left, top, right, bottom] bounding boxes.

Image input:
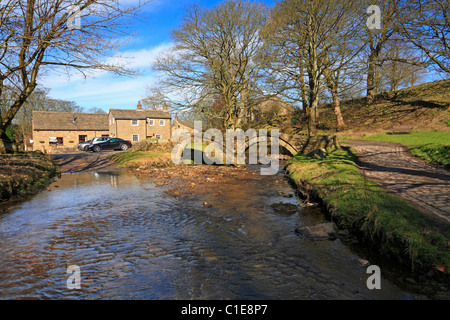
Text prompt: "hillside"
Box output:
[[316, 79, 450, 135]]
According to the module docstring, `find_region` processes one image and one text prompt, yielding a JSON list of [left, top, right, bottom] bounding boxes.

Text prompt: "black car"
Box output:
[[88, 138, 132, 152]]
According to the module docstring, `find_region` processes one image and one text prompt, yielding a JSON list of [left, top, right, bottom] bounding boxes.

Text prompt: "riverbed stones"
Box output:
[[271, 202, 299, 214], [357, 258, 370, 267], [295, 222, 338, 240]]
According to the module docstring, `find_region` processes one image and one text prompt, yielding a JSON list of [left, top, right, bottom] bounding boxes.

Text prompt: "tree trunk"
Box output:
[[329, 85, 345, 131], [367, 52, 377, 105], [0, 126, 13, 153], [308, 95, 318, 137], [307, 58, 319, 138], [306, 17, 319, 138], [301, 90, 308, 115], [0, 90, 35, 153], [299, 50, 308, 115]]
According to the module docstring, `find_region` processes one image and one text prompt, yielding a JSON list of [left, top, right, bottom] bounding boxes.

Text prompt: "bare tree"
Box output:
[[141, 91, 168, 111], [266, 0, 364, 136], [400, 0, 450, 74], [0, 0, 149, 153], [262, 4, 309, 116], [86, 107, 106, 113], [363, 0, 405, 104], [10, 86, 83, 150], [150, 0, 268, 130], [378, 37, 427, 92]]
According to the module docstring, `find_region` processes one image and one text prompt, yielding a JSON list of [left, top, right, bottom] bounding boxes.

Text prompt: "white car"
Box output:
[[77, 137, 110, 151]]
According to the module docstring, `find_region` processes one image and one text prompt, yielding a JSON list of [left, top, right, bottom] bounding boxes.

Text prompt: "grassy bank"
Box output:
[[410, 144, 450, 168], [316, 79, 450, 134], [111, 141, 175, 169], [286, 147, 450, 275], [0, 152, 59, 202], [362, 130, 450, 145], [341, 130, 450, 168]]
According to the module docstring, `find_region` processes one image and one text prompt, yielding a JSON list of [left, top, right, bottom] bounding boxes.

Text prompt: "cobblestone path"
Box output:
[[347, 141, 450, 224]]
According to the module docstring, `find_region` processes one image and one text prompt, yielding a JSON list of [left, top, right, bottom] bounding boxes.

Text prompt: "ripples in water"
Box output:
[[0, 171, 415, 300]]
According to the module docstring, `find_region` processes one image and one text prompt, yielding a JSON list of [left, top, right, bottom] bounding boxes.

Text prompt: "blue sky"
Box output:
[[41, 0, 275, 112]]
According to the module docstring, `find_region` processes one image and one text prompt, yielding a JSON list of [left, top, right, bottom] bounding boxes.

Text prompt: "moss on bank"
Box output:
[[0, 152, 59, 202], [286, 147, 450, 275]]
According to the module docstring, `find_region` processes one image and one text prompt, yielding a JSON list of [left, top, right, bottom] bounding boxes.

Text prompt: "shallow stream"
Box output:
[[0, 166, 420, 299]]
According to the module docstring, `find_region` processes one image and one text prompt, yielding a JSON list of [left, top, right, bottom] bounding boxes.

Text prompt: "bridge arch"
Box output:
[[244, 136, 299, 157]]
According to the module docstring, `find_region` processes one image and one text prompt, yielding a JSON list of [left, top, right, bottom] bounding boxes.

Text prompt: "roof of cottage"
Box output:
[[32, 111, 109, 131], [109, 108, 171, 120]]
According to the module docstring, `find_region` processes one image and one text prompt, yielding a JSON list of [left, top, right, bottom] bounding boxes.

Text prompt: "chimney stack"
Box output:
[[163, 103, 168, 112], [137, 101, 142, 110]]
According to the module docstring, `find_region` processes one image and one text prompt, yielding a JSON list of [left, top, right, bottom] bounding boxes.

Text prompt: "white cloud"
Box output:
[[106, 42, 173, 70], [41, 42, 173, 110]]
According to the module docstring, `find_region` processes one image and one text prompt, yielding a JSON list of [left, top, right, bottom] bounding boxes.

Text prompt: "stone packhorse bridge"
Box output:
[[255, 133, 339, 157], [206, 133, 339, 157], [181, 132, 339, 159]]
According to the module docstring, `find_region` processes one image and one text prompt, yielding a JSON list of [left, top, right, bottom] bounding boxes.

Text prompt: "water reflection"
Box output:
[[0, 170, 417, 300], [48, 172, 129, 190]]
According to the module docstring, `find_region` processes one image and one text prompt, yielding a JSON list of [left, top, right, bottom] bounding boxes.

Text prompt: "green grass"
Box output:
[[286, 147, 450, 274], [112, 151, 170, 166], [362, 130, 450, 146], [111, 141, 176, 169], [410, 144, 450, 168]]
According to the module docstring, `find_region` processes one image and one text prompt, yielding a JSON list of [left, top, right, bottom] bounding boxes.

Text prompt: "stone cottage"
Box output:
[[32, 111, 110, 153], [32, 102, 172, 153], [109, 102, 172, 142]]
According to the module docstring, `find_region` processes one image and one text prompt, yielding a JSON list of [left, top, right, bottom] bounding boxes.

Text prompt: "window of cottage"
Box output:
[[51, 137, 64, 145]]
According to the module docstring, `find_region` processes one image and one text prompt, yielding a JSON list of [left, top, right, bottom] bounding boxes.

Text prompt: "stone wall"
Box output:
[[32, 130, 110, 153]]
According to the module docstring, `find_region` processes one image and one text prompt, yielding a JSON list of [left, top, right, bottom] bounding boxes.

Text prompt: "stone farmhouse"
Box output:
[[248, 96, 293, 123], [32, 102, 172, 153], [109, 102, 171, 143]]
